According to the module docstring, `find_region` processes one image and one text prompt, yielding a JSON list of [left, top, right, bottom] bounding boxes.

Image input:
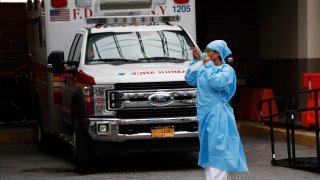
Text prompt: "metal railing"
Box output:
[[259, 88, 320, 171]]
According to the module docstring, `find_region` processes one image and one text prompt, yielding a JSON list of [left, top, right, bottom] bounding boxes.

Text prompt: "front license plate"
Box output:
[[151, 126, 175, 138]]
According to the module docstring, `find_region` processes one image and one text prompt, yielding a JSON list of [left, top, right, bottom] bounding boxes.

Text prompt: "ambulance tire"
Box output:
[[38, 125, 51, 149], [74, 114, 94, 174], [35, 94, 51, 150]]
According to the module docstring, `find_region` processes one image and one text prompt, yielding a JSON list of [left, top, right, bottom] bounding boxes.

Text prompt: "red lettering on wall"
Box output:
[[150, 6, 156, 15], [73, 9, 81, 19], [84, 9, 93, 18], [160, 6, 167, 15], [150, 6, 167, 15]]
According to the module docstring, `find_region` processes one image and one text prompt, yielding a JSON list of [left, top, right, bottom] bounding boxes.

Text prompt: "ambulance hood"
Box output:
[[79, 61, 191, 84]]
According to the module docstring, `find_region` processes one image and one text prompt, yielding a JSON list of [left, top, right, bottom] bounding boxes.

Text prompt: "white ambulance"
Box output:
[[28, 0, 198, 173]]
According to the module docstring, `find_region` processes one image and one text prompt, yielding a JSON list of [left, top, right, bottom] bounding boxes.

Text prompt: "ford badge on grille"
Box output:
[[148, 93, 174, 106]]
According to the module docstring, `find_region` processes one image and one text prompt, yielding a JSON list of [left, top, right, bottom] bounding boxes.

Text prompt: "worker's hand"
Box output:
[[193, 47, 201, 60], [203, 56, 211, 63]]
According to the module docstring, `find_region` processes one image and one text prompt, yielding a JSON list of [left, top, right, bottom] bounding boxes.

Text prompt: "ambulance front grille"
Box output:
[[114, 81, 193, 90], [110, 82, 197, 118], [116, 107, 196, 119]]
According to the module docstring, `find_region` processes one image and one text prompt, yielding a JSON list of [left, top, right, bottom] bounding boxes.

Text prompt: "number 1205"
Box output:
[[173, 5, 191, 13]]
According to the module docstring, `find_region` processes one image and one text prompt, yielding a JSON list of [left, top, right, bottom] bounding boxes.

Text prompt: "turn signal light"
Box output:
[[75, 70, 96, 85]]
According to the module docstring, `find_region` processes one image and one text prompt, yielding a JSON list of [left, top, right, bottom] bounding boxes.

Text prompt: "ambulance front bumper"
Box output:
[[85, 116, 198, 142]]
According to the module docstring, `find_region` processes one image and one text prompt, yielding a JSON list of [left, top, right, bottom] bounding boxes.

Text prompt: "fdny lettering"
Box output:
[[131, 70, 186, 75], [73, 9, 93, 20], [150, 5, 168, 15]]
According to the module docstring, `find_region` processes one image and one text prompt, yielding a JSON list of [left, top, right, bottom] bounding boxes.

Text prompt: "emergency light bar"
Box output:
[[86, 14, 180, 25], [99, 0, 152, 11]]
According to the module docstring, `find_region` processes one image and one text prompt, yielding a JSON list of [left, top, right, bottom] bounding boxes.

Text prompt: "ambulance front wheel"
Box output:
[[38, 125, 51, 149], [36, 94, 51, 149], [74, 115, 94, 174]]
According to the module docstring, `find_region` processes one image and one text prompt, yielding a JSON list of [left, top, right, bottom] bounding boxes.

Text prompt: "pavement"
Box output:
[[0, 120, 319, 179], [0, 121, 317, 146], [0, 136, 319, 179]]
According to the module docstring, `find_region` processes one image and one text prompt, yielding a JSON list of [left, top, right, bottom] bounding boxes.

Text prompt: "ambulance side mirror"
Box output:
[[48, 51, 65, 73]]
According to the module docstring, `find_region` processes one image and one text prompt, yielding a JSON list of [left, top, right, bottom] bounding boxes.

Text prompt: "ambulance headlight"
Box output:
[[108, 91, 124, 110], [91, 85, 115, 116]]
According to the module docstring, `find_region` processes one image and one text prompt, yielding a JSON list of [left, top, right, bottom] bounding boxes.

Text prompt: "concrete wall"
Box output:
[[306, 0, 320, 59], [258, 0, 320, 111], [258, 0, 302, 98], [298, 0, 308, 59], [298, 0, 320, 73], [259, 0, 298, 59], [196, 0, 320, 96], [259, 0, 320, 83], [301, 0, 320, 74]]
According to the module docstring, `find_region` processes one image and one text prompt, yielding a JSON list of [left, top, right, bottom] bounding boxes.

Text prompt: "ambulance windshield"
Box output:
[[86, 30, 194, 64]]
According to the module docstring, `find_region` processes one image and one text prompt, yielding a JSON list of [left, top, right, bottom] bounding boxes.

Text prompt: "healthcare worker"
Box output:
[[185, 40, 248, 180]]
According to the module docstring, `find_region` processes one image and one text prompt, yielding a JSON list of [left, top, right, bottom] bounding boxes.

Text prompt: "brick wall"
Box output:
[[0, 3, 28, 72], [196, 0, 259, 78]]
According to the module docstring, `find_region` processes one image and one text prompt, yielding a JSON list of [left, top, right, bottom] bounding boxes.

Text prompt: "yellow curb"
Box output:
[[237, 121, 316, 146], [0, 127, 38, 144]]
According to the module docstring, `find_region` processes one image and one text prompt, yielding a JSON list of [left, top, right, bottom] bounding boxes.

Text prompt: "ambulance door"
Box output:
[[61, 33, 84, 124]]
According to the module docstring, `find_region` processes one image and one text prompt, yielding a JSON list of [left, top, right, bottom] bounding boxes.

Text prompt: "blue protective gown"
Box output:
[[185, 59, 248, 172]]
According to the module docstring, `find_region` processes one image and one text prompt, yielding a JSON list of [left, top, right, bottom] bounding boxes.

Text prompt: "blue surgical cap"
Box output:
[[205, 40, 232, 64]]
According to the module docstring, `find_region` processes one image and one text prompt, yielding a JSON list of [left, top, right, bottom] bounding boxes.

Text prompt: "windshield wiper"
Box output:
[[138, 57, 185, 61]]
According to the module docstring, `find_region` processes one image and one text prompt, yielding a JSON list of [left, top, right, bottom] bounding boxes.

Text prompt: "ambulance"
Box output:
[[28, 0, 198, 172]]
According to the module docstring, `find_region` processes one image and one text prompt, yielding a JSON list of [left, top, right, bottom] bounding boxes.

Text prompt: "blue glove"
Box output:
[[200, 52, 207, 60]]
